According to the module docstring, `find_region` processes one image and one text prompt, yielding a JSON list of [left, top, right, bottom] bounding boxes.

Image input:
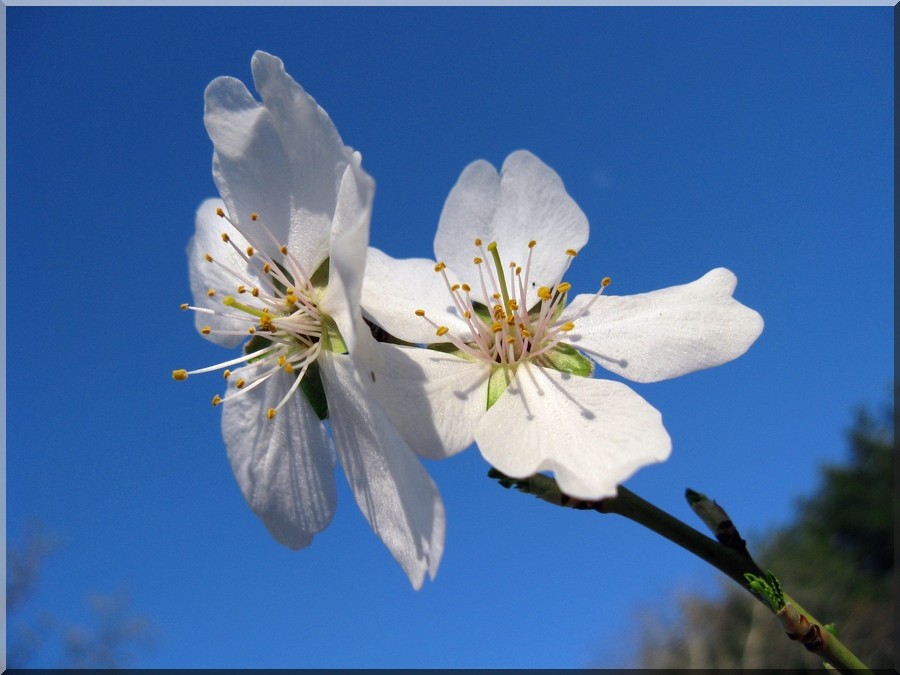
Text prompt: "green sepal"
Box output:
[[244, 335, 274, 362], [427, 342, 469, 359], [321, 315, 348, 355], [487, 366, 514, 410], [299, 359, 328, 420], [471, 300, 492, 325], [551, 291, 568, 322], [539, 342, 593, 377], [310, 256, 330, 291]]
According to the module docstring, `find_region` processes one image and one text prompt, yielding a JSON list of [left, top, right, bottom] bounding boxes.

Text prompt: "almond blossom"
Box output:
[[360, 150, 764, 500], [173, 52, 443, 589]]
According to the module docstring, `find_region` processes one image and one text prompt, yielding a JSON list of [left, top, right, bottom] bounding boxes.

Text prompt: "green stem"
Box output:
[[488, 469, 872, 673]]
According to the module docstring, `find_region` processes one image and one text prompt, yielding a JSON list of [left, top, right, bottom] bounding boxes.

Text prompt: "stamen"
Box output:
[[178, 204, 331, 422]]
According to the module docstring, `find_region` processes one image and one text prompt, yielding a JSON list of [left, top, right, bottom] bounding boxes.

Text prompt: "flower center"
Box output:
[[416, 239, 609, 369], [173, 207, 339, 420]]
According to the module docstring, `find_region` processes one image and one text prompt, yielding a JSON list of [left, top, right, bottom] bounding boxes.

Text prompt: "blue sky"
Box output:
[[6, 6, 893, 669]]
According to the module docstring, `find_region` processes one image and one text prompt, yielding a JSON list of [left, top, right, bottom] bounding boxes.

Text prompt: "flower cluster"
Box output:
[[175, 52, 764, 588]]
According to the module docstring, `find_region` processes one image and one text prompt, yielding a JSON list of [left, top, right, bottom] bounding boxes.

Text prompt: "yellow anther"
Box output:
[[434, 262, 447, 272], [463, 310, 471, 319], [521, 328, 531, 338], [251, 288, 260, 297], [201, 326, 211, 335], [537, 286, 552, 301], [285, 293, 298, 305], [473, 257, 483, 264], [207, 289, 215, 297], [506, 335, 517, 344], [284, 363, 294, 373], [451, 283, 460, 291], [528, 240, 537, 249], [436, 326, 449, 337], [266, 408, 276, 419], [560, 321, 575, 332], [492, 293, 500, 300], [508, 299, 519, 311], [246, 246, 254, 257], [237, 285, 246, 294], [221, 233, 230, 242], [223, 370, 231, 379], [172, 369, 188, 381], [280, 245, 288, 255], [204, 253, 213, 262], [180, 303, 188, 311], [474, 238, 482, 246], [236, 378, 246, 389], [415, 309, 426, 317], [216, 207, 226, 217], [259, 315, 272, 329], [251, 212, 259, 221], [263, 263, 271, 273], [277, 355, 286, 366], [515, 266, 522, 275], [557, 282, 572, 294], [212, 395, 223, 406], [487, 241, 498, 252], [490, 322, 503, 333], [566, 248, 578, 257], [461, 283, 471, 292], [601, 276, 611, 287], [248, 327, 256, 334]]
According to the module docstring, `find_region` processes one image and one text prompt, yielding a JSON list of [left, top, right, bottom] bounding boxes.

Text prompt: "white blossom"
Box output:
[[174, 52, 443, 589], [361, 150, 764, 500]]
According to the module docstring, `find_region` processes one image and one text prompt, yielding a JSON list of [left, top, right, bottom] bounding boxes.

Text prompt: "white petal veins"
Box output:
[[475, 362, 671, 500], [564, 268, 765, 383]]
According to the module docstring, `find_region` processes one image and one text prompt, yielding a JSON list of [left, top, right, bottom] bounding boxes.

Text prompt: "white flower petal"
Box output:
[[320, 352, 445, 589], [565, 268, 765, 383], [222, 366, 337, 550], [320, 159, 375, 353], [435, 150, 589, 307], [475, 362, 671, 500], [361, 247, 474, 344], [354, 338, 489, 459], [204, 51, 352, 277], [187, 198, 262, 348]]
